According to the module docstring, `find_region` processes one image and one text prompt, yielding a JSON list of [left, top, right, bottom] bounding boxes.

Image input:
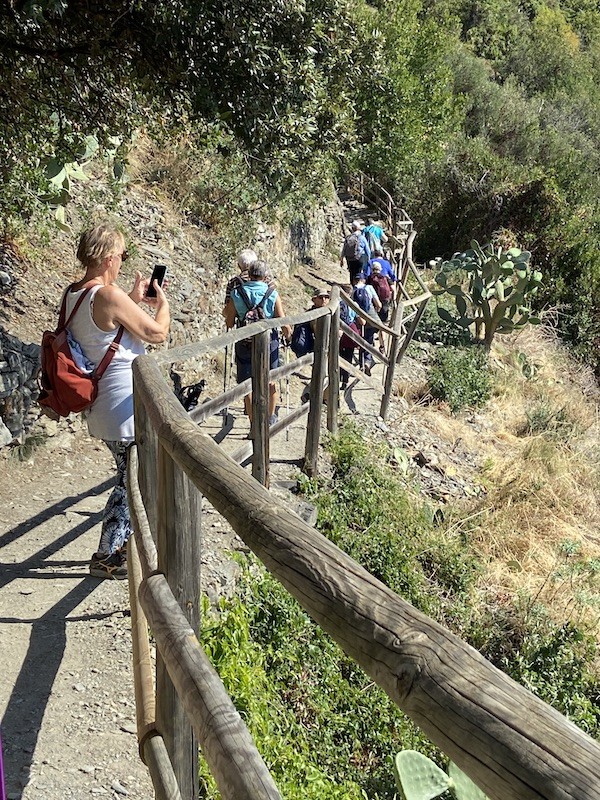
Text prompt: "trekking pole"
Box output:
[[285, 339, 291, 441]]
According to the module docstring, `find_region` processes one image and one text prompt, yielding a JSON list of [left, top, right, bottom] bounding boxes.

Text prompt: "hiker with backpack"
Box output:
[[295, 288, 330, 403], [54, 224, 170, 580], [365, 254, 397, 284], [363, 217, 388, 257], [352, 272, 382, 377], [222, 248, 275, 307], [223, 260, 291, 427], [339, 283, 361, 390], [290, 287, 329, 359], [367, 260, 394, 354], [340, 220, 371, 282]]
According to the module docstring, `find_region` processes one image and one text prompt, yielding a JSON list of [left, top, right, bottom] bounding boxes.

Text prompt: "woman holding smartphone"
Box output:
[[64, 223, 170, 579]]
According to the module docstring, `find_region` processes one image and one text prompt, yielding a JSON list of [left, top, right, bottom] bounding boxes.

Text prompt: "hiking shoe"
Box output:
[[89, 550, 127, 580], [364, 364, 372, 377], [269, 414, 279, 426]]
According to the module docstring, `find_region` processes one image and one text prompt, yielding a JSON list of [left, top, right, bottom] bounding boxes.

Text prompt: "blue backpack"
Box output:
[[340, 300, 352, 325], [353, 286, 371, 314], [291, 321, 315, 357]]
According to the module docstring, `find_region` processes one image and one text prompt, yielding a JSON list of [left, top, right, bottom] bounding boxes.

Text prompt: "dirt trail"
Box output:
[[0, 249, 389, 799], [0, 437, 154, 799]]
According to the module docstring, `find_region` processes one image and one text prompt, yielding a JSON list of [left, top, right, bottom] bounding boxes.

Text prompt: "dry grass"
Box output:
[[402, 325, 600, 633], [465, 328, 600, 629]]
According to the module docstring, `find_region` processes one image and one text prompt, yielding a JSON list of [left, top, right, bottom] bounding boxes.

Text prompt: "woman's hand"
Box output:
[[129, 271, 147, 304], [144, 279, 168, 309], [129, 270, 170, 305]]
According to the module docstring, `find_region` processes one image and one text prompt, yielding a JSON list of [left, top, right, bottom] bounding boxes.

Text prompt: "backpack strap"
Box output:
[[93, 325, 125, 379], [59, 284, 92, 329], [235, 283, 275, 320], [257, 285, 275, 310], [59, 284, 124, 379], [235, 281, 255, 314]]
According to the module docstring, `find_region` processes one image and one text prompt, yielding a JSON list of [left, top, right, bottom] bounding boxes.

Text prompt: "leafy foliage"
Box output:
[[0, 0, 366, 223], [200, 424, 600, 796], [429, 346, 492, 412]]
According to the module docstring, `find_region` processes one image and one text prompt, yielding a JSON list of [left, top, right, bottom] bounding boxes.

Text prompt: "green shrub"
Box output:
[[428, 346, 492, 412], [200, 425, 600, 797], [411, 299, 473, 347], [470, 599, 600, 737], [200, 568, 440, 800], [516, 402, 581, 442]]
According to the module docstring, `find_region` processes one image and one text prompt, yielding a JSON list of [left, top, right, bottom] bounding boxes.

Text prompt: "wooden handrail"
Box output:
[[132, 357, 600, 800], [154, 307, 325, 366], [140, 572, 282, 800]]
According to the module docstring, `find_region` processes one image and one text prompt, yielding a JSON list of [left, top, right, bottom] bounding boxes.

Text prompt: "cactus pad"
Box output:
[[448, 762, 488, 800], [393, 751, 452, 800]]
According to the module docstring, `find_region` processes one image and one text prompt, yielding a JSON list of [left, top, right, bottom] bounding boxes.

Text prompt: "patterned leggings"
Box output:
[[97, 440, 133, 556]]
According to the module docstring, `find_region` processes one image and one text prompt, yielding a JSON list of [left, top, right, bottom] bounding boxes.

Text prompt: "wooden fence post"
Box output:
[[396, 298, 429, 364], [156, 443, 202, 800], [304, 314, 330, 477], [380, 302, 404, 420], [134, 387, 159, 537], [251, 330, 271, 487], [327, 290, 340, 435]]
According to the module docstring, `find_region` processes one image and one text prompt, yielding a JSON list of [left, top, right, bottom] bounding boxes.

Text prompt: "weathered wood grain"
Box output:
[[156, 444, 201, 800], [154, 308, 325, 366], [126, 466, 182, 800], [143, 734, 183, 800], [251, 330, 271, 486], [134, 383, 159, 537], [133, 356, 600, 800], [327, 286, 340, 434], [127, 445, 158, 576], [139, 573, 282, 800], [380, 301, 404, 420]]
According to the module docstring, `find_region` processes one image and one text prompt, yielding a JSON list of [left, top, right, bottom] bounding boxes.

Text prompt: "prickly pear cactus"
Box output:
[[393, 750, 451, 800], [448, 762, 488, 800], [433, 239, 542, 350]]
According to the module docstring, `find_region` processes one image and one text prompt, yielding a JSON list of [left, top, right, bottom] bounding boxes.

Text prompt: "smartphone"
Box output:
[[146, 264, 167, 298]]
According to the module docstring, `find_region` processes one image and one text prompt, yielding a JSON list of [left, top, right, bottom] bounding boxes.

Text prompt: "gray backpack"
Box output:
[[343, 233, 363, 261]]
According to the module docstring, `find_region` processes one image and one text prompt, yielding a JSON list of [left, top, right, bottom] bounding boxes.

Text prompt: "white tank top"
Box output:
[[64, 286, 145, 441]]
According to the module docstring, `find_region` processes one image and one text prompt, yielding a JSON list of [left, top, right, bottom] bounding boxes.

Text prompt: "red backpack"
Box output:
[[38, 286, 124, 417], [368, 273, 392, 302]]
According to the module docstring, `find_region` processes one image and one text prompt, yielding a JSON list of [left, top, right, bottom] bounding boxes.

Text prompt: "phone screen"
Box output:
[[146, 264, 167, 298]]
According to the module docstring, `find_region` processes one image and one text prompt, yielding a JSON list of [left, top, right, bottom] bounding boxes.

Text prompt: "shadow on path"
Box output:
[[0, 480, 115, 795], [1, 577, 101, 795], [0, 478, 113, 550]]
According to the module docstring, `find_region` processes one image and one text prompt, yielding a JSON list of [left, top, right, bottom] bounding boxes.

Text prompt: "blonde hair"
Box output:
[[77, 224, 124, 269]]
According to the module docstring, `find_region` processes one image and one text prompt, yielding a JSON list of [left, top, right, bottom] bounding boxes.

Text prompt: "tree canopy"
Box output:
[[3, 0, 600, 364]]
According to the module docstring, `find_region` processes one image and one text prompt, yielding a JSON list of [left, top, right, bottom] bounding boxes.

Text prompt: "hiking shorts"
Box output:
[[378, 301, 390, 324], [235, 331, 279, 383]]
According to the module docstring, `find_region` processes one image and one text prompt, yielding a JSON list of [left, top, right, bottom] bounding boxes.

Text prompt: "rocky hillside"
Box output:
[[0, 171, 342, 448], [3, 160, 600, 628]]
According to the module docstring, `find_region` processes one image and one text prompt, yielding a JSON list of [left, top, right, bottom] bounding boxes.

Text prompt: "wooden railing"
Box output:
[[346, 171, 413, 240], [127, 330, 600, 800], [344, 170, 421, 301], [124, 179, 600, 798]]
